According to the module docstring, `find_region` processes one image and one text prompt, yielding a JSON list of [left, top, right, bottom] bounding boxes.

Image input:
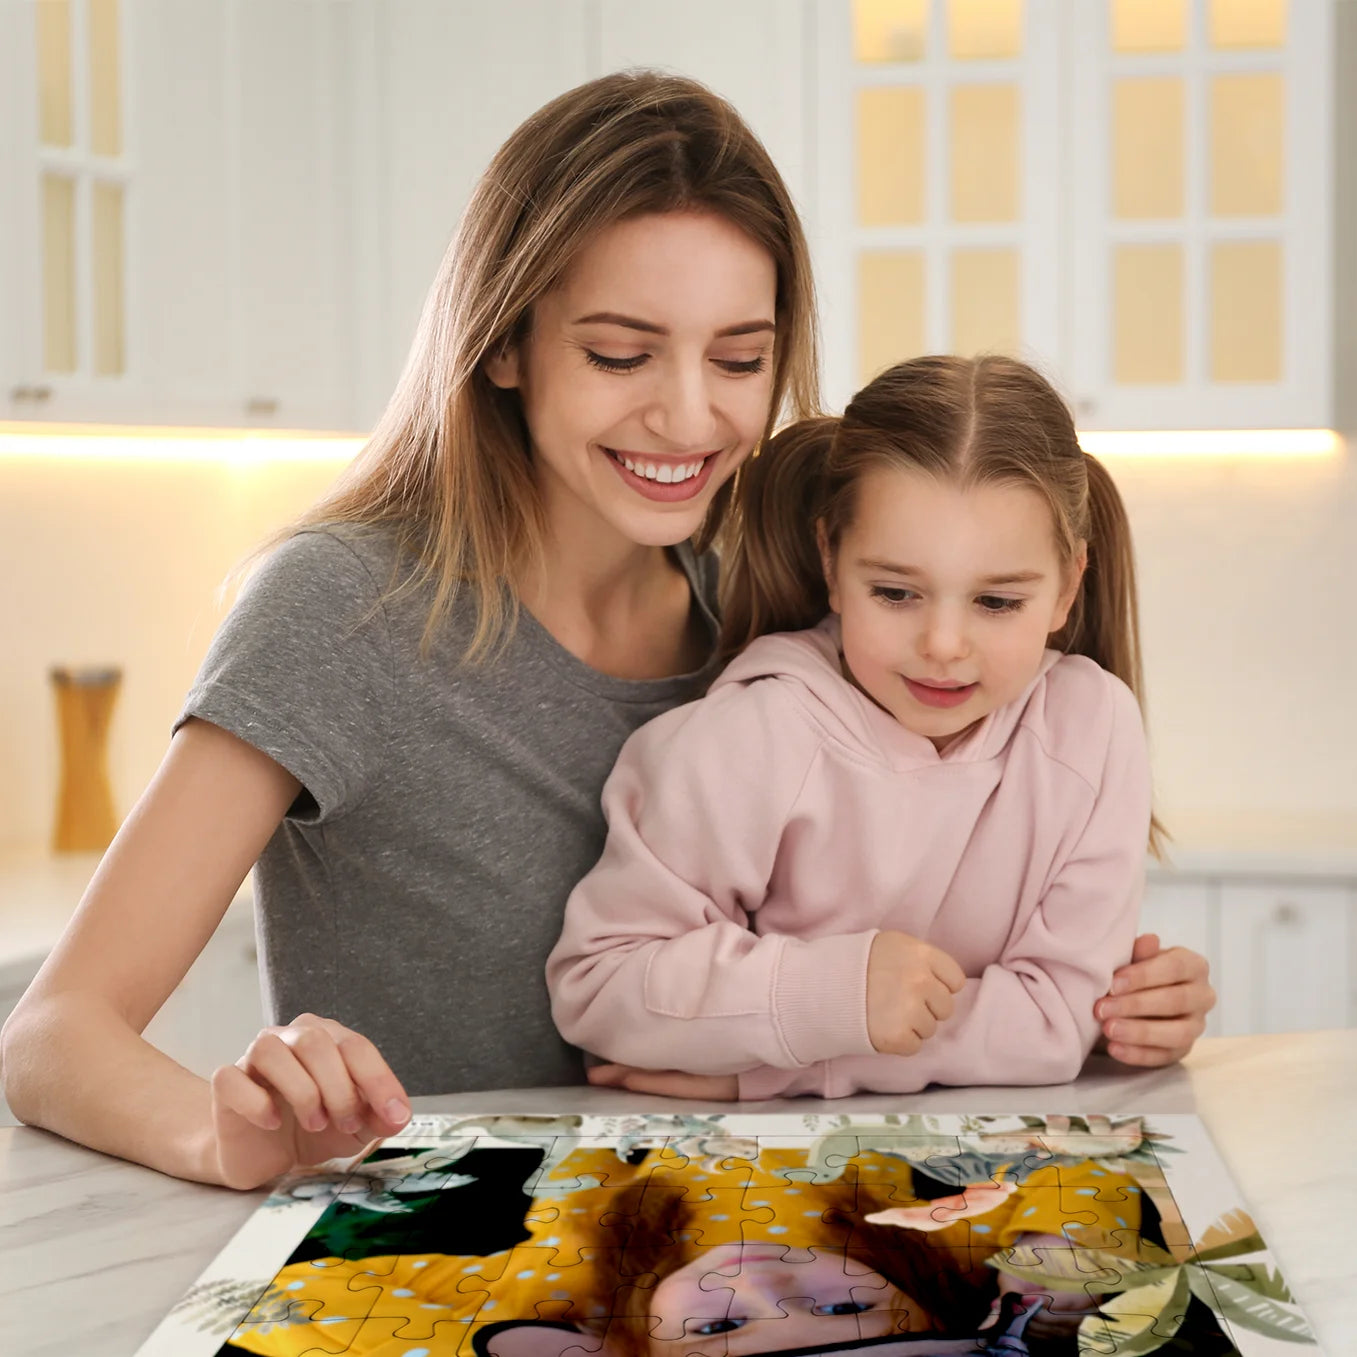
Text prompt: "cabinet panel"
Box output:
[[1217, 882, 1355, 1036]]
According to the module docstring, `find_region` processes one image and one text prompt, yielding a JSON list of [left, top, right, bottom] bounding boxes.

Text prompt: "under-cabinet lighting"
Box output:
[[0, 424, 366, 464], [1078, 429, 1342, 458]]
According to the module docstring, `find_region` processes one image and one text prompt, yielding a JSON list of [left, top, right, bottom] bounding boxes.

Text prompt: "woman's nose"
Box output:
[[644, 362, 720, 450]]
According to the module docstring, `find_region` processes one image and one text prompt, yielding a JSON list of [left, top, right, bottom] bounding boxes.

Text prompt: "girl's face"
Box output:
[[645, 1243, 931, 1357], [486, 210, 778, 552], [821, 467, 1084, 752]]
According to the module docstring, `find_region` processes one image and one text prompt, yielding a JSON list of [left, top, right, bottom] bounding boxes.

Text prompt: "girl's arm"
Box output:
[[736, 679, 1152, 1100], [547, 684, 893, 1076], [0, 719, 407, 1186]]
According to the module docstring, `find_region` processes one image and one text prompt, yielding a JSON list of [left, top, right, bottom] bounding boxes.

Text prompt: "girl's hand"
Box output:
[[209, 1013, 411, 1190], [585, 1063, 739, 1100], [866, 930, 967, 1056], [1095, 933, 1216, 1066]]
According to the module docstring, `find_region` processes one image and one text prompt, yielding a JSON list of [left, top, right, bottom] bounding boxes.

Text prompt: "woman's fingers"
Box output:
[[211, 1061, 283, 1131]]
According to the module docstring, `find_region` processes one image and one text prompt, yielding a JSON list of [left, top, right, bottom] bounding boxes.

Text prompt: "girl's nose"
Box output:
[[919, 607, 970, 662]]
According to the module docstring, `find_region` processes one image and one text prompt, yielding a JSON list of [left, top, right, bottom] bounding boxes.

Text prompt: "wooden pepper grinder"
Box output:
[[50, 666, 122, 854]]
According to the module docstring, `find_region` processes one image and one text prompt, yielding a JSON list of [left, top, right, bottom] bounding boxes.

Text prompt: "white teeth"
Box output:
[[613, 452, 709, 483]]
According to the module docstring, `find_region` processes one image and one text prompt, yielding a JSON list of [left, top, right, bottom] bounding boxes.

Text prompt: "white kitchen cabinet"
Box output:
[[1, 0, 357, 430], [1216, 880, 1356, 1036], [813, 0, 1353, 428], [812, 0, 1062, 411]]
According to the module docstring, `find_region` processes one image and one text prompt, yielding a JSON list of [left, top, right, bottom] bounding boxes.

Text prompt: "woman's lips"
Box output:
[[905, 678, 977, 709], [602, 447, 719, 502]]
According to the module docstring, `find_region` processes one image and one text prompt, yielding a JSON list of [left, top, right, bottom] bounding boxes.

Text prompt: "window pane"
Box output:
[[92, 181, 125, 376], [951, 248, 1021, 356], [950, 84, 1020, 222], [1112, 0, 1187, 51], [948, 0, 1023, 60], [1113, 77, 1184, 219], [1211, 73, 1284, 216], [89, 0, 122, 157], [858, 87, 927, 225], [859, 252, 925, 383], [1211, 240, 1282, 381], [37, 0, 73, 147], [1113, 244, 1183, 383], [1210, 0, 1287, 48], [855, 0, 928, 62], [43, 175, 78, 373]]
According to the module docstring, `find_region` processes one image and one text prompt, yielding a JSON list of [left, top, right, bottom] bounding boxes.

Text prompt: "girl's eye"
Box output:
[[869, 585, 915, 606], [714, 355, 767, 375], [977, 595, 1025, 614], [584, 350, 647, 373], [692, 1319, 747, 1336], [814, 1301, 874, 1317]]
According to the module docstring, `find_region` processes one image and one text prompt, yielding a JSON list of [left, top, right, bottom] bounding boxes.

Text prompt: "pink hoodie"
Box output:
[[546, 617, 1151, 1099]]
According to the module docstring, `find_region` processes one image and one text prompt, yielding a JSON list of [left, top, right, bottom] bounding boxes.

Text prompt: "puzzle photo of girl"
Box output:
[[140, 1114, 1313, 1357]]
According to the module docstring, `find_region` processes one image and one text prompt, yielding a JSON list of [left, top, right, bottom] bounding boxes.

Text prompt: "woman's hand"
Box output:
[[210, 1013, 411, 1190], [585, 1063, 739, 1100], [1095, 933, 1216, 1067]]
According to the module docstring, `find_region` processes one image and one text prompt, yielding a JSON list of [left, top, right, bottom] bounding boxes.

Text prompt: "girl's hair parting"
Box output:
[[575, 1178, 992, 1355], [720, 353, 1165, 855], [278, 69, 820, 660]]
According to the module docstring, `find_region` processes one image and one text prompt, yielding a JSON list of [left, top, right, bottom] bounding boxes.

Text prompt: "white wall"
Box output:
[[1, 440, 1353, 853]]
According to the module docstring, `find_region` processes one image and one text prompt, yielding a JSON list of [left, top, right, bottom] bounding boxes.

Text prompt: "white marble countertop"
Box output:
[[1, 1030, 1351, 1357]]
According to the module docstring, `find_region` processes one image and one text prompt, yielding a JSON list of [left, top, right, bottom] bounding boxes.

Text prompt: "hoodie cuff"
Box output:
[[772, 931, 878, 1065]]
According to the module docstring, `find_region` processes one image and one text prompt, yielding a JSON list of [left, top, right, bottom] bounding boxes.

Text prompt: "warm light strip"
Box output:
[[0, 423, 366, 464], [1078, 429, 1343, 458]]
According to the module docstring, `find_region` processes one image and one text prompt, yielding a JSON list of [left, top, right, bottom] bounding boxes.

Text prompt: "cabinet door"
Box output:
[[233, 0, 354, 432], [1217, 881, 1355, 1036], [812, 0, 1062, 412], [1069, 0, 1332, 430], [1140, 874, 1221, 1036], [356, 0, 590, 430]]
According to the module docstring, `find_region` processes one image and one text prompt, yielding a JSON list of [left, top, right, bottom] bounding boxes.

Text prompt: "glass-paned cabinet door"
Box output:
[[813, 0, 1062, 411], [4, 0, 131, 417], [1069, 0, 1332, 429]]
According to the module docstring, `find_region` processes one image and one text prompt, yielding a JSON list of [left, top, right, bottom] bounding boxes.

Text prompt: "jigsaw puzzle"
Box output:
[[136, 1113, 1316, 1357]]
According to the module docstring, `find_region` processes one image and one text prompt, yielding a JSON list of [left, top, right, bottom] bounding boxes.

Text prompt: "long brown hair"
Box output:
[[720, 354, 1165, 854], [282, 70, 819, 660], [575, 1177, 992, 1355]]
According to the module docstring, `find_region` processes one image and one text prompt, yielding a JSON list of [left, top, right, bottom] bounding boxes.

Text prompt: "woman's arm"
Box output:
[[0, 719, 407, 1186]]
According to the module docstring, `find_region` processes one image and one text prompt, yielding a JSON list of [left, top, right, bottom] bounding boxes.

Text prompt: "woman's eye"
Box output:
[[584, 350, 647, 373], [692, 1319, 747, 1336], [714, 355, 767, 375], [869, 585, 914, 606], [814, 1301, 873, 1317], [977, 595, 1025, 614]]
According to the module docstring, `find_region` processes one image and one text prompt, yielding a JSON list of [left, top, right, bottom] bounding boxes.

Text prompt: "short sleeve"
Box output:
[[176, 529, 395, 821]]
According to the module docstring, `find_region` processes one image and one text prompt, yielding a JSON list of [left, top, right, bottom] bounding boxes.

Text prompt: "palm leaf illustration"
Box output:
[[1077, 1270, 1191, 1357], [1187, 1270, 1316, 1343], [1194, 1208, 1265, 1261], [1206, 1261, 1294, 1302]]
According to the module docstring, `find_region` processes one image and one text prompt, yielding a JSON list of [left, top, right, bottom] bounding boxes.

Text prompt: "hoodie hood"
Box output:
[[710, 615, 1063, 771]]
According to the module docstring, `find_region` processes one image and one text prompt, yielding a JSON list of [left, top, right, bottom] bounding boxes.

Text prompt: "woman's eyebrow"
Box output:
[[572, 311, 775, 338]]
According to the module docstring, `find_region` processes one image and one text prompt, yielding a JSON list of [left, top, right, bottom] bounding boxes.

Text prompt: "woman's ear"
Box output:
[[484, 342, 522, 390], [1051, 542, 1088, 633], [816, 519, 842, 615]]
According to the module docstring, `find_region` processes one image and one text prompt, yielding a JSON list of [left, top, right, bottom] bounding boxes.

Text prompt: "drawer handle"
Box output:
[[1273, 902, 1298, 926]]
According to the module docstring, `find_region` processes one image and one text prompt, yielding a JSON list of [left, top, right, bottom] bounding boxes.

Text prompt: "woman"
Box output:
[[0, 72, 1214, 1191]]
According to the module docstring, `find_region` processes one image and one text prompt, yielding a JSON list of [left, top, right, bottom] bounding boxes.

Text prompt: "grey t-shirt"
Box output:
[[178, 523, 723, 1094]]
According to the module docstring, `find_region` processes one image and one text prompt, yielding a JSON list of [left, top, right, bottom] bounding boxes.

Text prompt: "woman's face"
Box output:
[[644, 1242, 932, 1357], [486, 210, 778, 552]]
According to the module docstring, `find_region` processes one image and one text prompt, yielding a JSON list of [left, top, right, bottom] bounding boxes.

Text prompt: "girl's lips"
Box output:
[[905, 678, 977, 710], [602, 447, 719, 502]]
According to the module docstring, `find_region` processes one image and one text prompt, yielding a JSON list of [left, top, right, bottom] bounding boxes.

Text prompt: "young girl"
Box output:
[[1, 70, 1210, 1189], [548, 355, 1158, 1099]]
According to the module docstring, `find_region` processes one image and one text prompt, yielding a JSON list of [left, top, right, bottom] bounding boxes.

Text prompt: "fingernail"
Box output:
[[306, 1112, 328, 1133], [1107, 1021, 1124, 1039], [339, 1116, 362, 1135], [385, 1099, 409, 1126], [1110, 976, 1126, 995]]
